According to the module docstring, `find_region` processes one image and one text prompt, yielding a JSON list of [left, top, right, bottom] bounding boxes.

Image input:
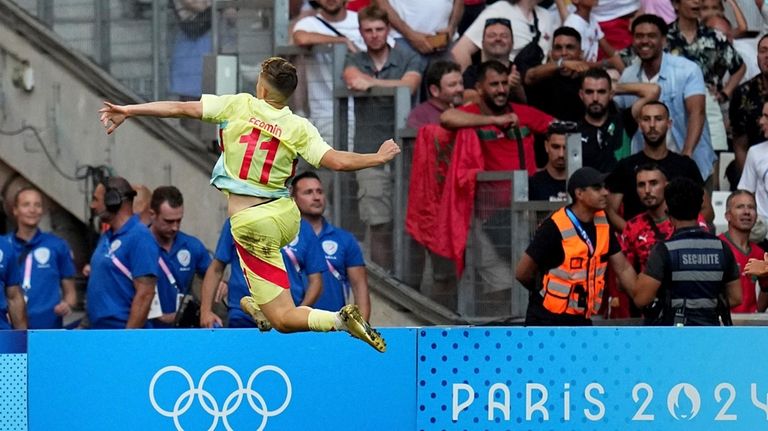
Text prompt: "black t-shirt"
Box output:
[[606, 151, 703, 221], [579, 108, 637, 173], [526, 215, 622, 273], [524, 212, 621, 325], [528, 170, 567, 201], [525, 75, 584, 122]]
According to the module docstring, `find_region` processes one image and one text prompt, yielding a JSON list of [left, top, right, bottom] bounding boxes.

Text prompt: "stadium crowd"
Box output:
[[3, 0, 768, 330]]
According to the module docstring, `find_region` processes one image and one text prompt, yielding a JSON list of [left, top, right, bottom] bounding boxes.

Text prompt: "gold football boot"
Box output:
[[339, 304, 386, 353]]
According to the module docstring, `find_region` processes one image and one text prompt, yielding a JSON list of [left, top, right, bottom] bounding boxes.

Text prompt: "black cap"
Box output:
[[567, 167, 608, 196]]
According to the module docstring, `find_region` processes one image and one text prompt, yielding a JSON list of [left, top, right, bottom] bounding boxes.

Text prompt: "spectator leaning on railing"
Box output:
[[407, 60, 464, 130], [343, 5, 422, 270], [438, 59, 552, 279]]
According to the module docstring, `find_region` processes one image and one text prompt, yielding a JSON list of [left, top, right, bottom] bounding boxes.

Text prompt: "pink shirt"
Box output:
[[640, 0, 677, 24]]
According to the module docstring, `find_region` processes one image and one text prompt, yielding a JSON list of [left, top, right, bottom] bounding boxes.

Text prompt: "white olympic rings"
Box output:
[[149, 364, 292, 431]]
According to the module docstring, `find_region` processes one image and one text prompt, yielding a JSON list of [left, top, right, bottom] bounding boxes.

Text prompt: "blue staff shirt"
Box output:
[[86, 215, 159, 327], [282, 219, 327, 306], [0, 239, 21, 330], [155, 231, 212, 314], [7, 230, 76, 329], [313, 219, 365, 312]]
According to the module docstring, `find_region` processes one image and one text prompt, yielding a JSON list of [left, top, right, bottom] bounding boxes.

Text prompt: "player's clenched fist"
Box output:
[[377, 139, 401, 163]]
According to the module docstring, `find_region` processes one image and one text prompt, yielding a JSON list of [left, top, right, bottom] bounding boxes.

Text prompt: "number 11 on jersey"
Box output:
[[238, 128, 280, 184]]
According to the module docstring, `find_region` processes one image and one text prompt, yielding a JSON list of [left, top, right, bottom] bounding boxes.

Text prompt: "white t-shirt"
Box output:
[[591, 0, 639, 22], [463, 2, 553, 62], [563, 13, 603, 62], [738, 141, 768, 219], [293, 12, 365, 146], [293, 13, 366, 51], [386, 0, 454, 39], [734, 38, 759, 84]]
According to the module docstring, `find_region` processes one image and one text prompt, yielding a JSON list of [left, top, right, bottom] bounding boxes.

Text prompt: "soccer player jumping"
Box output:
[[99, 57, 398, 352]]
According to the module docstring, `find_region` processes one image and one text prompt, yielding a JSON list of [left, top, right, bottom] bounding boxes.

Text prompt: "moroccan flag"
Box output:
[[406, 125, 455, 252], [436, 128, 485, 275]]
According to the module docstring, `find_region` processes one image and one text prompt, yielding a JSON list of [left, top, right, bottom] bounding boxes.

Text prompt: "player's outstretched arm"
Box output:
[[320, 138, 401, 171], [98, 101, 203, 135]]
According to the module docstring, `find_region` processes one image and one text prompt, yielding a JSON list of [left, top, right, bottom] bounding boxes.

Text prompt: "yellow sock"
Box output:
[[307, 309, 339, 332]]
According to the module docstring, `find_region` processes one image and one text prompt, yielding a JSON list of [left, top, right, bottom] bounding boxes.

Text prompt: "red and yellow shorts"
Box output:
[[229, 197, 300, 305]]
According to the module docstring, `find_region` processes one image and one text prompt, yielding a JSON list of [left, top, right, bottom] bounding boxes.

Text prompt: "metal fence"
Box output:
[[12, 0, 276, 143], [274, 33, 581, 322], [13, 0, 586, 321]]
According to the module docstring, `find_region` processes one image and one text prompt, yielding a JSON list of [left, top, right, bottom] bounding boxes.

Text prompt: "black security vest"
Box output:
[[660, 227, 727, 326]]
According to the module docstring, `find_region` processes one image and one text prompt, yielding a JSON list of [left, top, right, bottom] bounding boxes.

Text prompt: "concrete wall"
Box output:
[[0, 20, 227, 250]]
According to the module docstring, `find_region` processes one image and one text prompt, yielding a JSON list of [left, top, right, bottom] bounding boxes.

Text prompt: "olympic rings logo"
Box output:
[[149, 365, 292, 431]]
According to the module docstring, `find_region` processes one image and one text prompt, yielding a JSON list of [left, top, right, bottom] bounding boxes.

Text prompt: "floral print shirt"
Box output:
[[667, 21, 744, 89]]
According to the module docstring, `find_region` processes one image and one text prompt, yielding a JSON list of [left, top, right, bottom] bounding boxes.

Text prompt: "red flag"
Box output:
[[435, 128, 485, 275], [406, 125, 455, 251]]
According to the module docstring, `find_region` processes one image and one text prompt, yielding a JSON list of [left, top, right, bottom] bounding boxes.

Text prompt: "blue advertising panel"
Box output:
[[417, 327, 768, 431], [0, 331, 27, 431], [28, 328, 416, 430]]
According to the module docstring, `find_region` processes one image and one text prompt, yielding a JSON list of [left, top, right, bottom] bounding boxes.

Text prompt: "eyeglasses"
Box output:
[[485, 18, 512, 29]]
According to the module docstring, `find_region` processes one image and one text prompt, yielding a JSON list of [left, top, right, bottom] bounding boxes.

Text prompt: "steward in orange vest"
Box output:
[[540, 207, 609, 317], [516, 167, 638, 325]]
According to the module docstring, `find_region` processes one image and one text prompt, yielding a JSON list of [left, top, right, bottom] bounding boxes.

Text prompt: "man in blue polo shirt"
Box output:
[[282, 219, 327, 308], [86, 176, 159, 329], [291, 172, 371, 319], [7, 186, 76, 329], [148, 186, 211, 327]]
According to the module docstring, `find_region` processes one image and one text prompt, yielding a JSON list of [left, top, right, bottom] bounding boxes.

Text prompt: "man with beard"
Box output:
[[440, 60, 552, 175], [719, 191, 768, 313], [614, 163, 708, 319], [407, 60, 464, 130], [615, 14, 715, 185], [606, 101, 713, 231], [528, 124, 568, 202], [627, 177, 741, 326], [86, 177, 159, 329], [440, 59, 552, 293], [577, 67, 659, 173], [516, 167, 637, 326]]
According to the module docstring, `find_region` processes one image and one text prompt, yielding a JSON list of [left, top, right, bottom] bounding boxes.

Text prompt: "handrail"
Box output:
[[0, 0, 216, 173]]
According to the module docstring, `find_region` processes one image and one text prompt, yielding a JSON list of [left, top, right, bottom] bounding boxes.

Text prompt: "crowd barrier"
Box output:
[[2, 327, 768, 430]]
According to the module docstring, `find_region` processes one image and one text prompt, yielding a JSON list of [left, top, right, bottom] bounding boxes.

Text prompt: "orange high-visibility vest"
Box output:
[[540, 208, 610, 318]]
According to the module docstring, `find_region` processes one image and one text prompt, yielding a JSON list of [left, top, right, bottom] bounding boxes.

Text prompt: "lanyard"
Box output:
[[283, 246, 301, 272], [22, 253, 32, 291], [565, 208, 595, 256], [285, 245, 345, 281], [106, 239, 133, 280], [158, 257, 179, 292]]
